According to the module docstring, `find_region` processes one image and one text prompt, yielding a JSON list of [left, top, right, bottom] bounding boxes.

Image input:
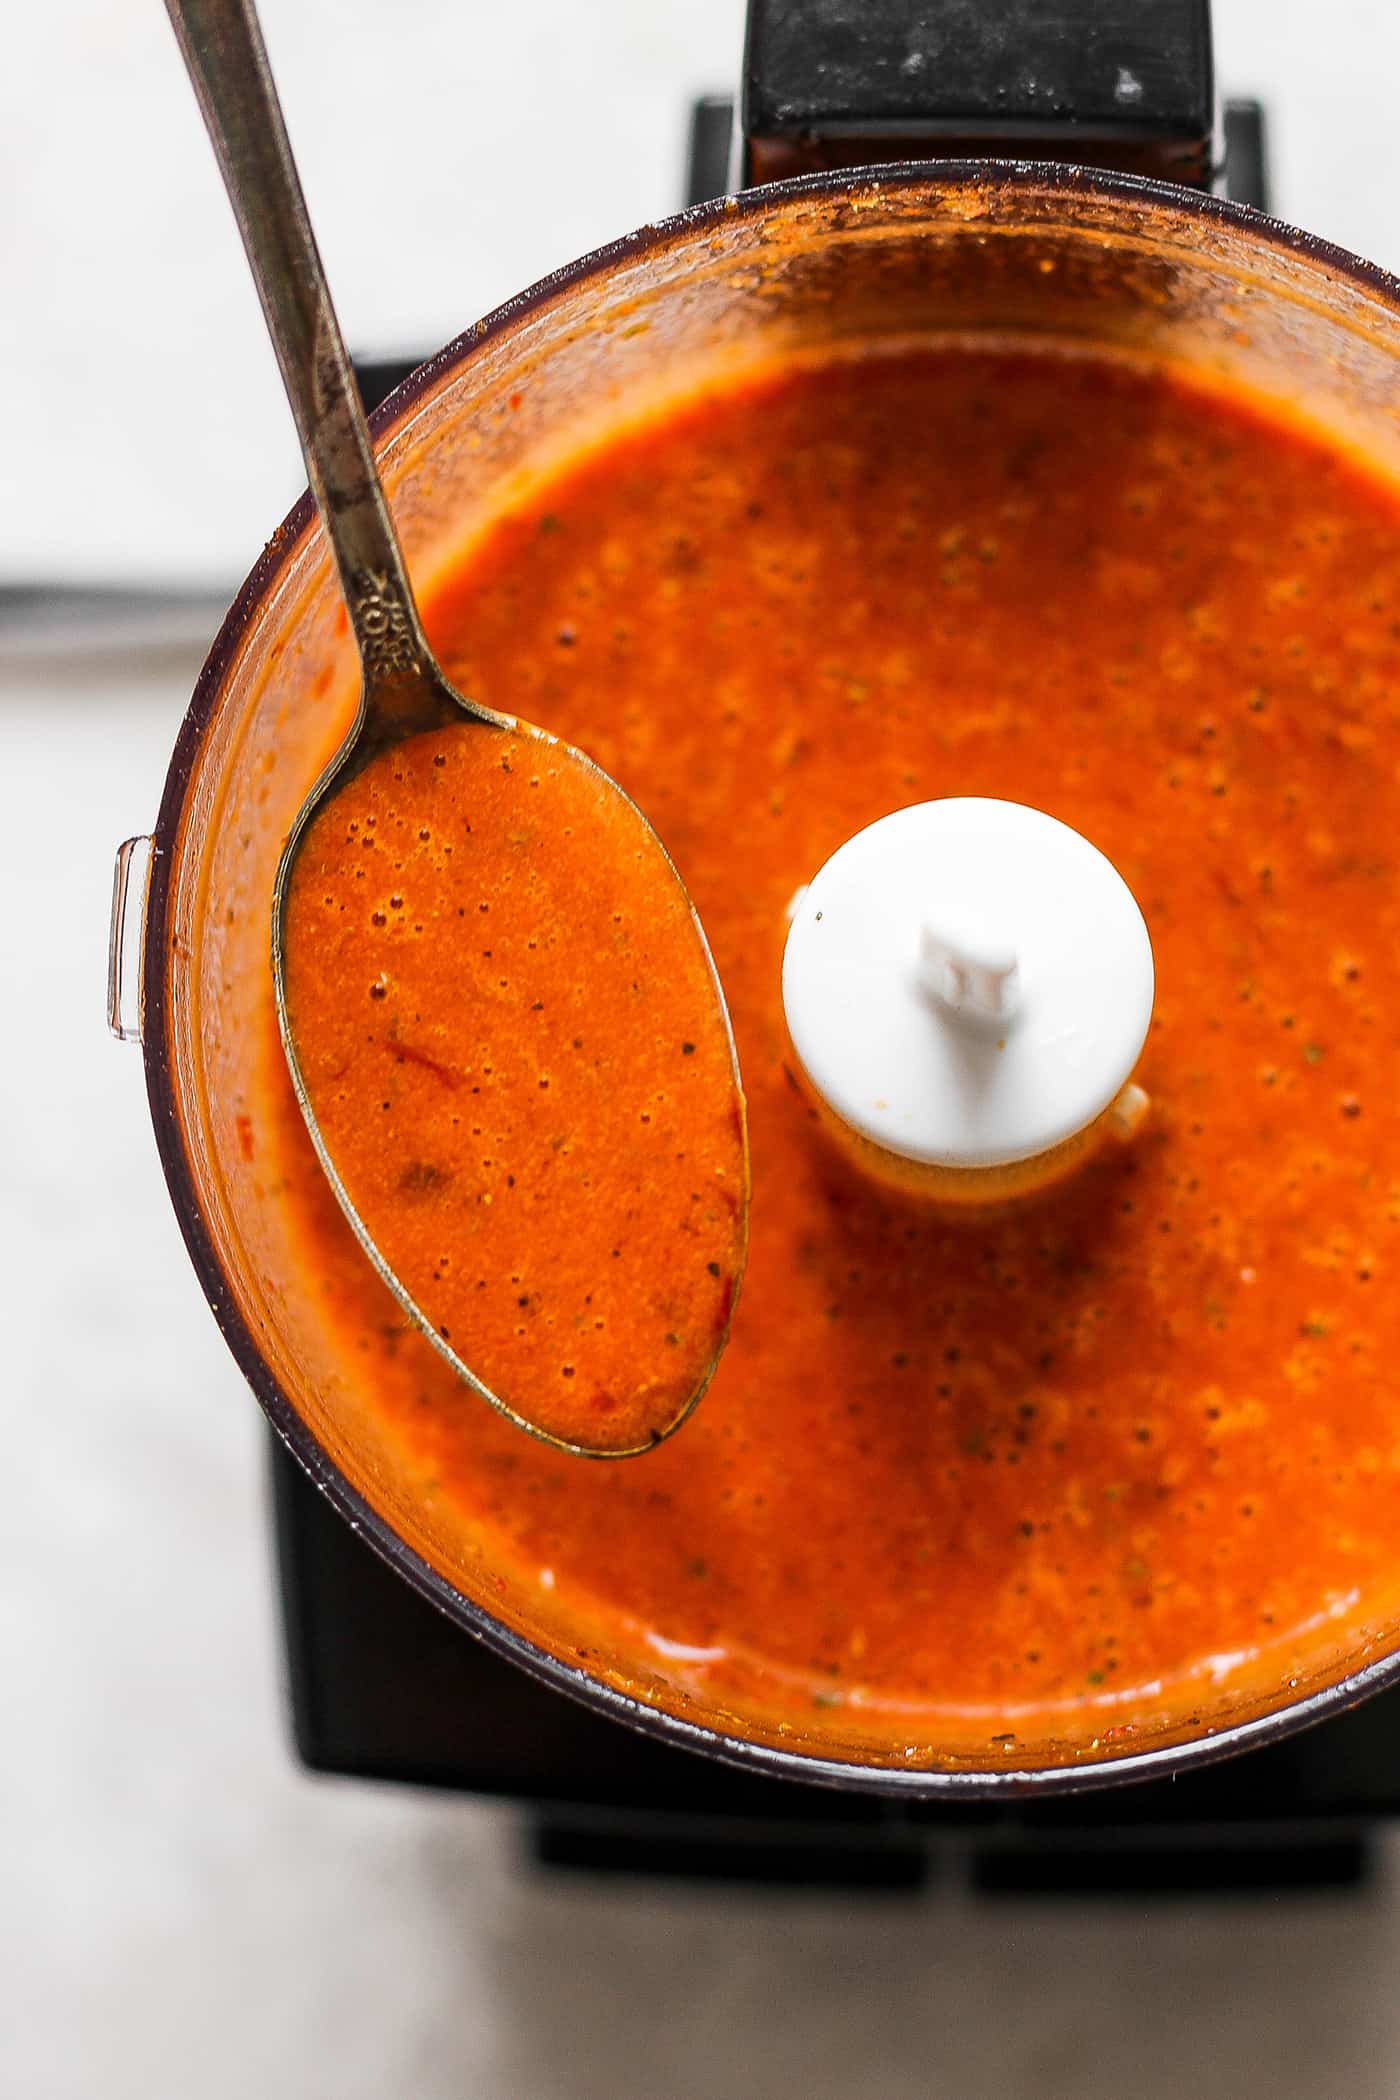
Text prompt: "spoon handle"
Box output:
[[165, 0, 434, 704]]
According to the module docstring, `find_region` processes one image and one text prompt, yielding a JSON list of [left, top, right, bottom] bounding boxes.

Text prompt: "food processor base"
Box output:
[[267, 86, 1392, 1889]]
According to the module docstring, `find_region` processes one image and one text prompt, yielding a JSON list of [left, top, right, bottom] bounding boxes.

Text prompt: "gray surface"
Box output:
[[6, 3, 1400, 2095]]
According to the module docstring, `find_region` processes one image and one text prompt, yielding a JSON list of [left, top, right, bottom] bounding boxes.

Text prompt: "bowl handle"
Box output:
[[108, 835, 154, 1044]]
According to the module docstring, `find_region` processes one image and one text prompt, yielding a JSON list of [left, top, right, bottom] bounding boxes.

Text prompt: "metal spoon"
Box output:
[[164, 0, 747, 1455]]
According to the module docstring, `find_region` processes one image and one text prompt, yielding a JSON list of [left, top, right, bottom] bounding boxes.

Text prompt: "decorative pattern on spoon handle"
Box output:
[[350, 570, 423, 682]]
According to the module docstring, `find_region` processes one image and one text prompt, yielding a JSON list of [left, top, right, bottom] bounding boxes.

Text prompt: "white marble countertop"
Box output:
[[7, 4, 1400, 2096]]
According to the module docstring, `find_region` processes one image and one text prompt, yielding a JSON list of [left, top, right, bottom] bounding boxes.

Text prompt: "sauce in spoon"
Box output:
[[284, 722, 746, 1453]]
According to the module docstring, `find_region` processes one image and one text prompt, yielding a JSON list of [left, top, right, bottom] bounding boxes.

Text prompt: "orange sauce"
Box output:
[[261, 344, 1400, 1742], [283, 726, 745, 1454]]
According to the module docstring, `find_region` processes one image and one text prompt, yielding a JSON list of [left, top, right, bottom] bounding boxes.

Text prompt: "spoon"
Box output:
[[165, 0, 748, 1456]]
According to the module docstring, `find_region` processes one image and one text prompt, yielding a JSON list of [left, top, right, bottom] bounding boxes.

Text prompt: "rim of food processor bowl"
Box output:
[[142, 159, 1400, 1800]]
